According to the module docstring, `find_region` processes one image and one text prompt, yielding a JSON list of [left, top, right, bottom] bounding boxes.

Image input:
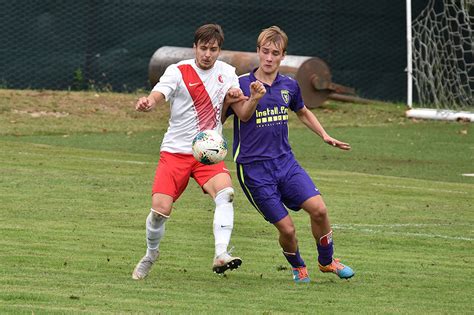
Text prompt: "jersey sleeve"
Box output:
[[224, 66, 244, 118], [221, 62, 240, 91], [290, 81, 305, 112], [230, 68, 240, 89], [226, 74, 250, 118], [152, 64, 180, 101]]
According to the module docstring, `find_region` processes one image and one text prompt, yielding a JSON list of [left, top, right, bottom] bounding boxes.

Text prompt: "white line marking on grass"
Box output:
[[461, 173, 474, 177], [370, 183, 469, 194], [333, 224, 473, 241]]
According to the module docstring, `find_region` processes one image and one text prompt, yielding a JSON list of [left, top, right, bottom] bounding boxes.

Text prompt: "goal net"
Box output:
[[407, 0, 473, 121]]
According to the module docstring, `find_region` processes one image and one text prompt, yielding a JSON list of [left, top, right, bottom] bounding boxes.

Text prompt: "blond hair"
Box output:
[[256, 26, 288, 53]]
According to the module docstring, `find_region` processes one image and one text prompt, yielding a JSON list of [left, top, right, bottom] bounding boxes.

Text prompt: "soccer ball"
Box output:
[[192, 129, 228, 165]]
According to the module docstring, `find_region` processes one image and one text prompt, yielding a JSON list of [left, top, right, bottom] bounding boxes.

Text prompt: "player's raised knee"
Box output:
[[215, 187, 234, 203]]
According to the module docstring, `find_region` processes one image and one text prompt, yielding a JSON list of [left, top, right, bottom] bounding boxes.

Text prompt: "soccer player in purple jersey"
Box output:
[[224, 26, 354, 283]]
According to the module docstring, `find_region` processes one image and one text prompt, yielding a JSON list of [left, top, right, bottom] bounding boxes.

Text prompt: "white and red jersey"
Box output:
[[152, 59, 239, 154]]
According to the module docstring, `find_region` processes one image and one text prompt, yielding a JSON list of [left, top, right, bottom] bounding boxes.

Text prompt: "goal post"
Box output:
[[406, 0, 413, 108], [406, 0, 473, 122]]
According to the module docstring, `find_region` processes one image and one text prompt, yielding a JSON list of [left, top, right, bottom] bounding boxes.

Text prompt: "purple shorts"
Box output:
[[236, 154, 320, 224]]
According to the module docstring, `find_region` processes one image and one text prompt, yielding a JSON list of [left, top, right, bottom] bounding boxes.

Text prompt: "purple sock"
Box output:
[[283, 249, 306, 268], [317, 242, 334, 266]]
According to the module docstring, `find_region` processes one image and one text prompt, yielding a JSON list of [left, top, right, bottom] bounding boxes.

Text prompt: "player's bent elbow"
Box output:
[[239, 115, 251, 123], [238, 110, 254, 122]]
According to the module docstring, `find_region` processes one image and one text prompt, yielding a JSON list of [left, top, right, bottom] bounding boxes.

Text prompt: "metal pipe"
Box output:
[[148, 46, 311, 86], [328, 93, 379, 104], [148, 46, 381, 107], [406, 0, 413, 108]]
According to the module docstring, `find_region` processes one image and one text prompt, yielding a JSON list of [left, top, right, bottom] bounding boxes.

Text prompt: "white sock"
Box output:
[[213, 187, 234, 257], [145, 208, 168, 259]]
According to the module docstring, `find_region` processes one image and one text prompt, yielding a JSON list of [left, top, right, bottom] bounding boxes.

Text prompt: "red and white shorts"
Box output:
[[152, 151, 230, 201]]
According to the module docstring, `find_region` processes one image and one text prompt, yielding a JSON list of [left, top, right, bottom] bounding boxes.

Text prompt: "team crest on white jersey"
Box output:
[[281, 89, 289, 104], [218, 74, 224, 83]]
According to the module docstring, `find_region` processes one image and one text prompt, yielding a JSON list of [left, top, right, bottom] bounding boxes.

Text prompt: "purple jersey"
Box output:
[[226, 69, 305, 164]]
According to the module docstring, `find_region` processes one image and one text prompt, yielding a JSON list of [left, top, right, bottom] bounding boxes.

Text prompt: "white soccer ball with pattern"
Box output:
[[192, 130, 228, 165]]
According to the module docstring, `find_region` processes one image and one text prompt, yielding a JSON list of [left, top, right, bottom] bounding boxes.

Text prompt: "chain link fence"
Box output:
[[1, 0, 431, 102]]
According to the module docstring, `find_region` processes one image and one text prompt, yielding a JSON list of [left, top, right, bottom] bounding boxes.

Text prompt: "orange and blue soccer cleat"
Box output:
[[292, 266, 310, 283], [318, 258, 354, 279]]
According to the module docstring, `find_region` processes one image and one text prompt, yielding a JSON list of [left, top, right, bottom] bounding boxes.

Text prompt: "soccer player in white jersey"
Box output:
[[132, 24, 243, 280]]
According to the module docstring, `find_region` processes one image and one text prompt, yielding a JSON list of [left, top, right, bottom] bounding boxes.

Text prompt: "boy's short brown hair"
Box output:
[[194, 24, 225, 47]]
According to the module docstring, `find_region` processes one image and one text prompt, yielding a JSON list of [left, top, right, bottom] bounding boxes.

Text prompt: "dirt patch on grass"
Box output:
[[12, 109, 70, 118], [0, 89, 170, 135]]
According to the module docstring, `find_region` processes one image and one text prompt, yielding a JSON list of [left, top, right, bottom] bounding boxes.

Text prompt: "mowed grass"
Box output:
[[0, 89, 473, 314]]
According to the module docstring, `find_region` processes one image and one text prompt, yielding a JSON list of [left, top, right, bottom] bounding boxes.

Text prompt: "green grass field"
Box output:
[[1, 89, 473, 314]]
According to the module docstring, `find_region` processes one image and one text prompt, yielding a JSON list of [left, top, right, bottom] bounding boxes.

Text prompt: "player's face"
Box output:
[[257, 41, 286, 76], [194, 40, 221, 70]]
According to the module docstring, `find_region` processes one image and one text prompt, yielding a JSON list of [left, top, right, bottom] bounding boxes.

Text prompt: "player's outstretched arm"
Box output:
[[296, 106, 351, 150], [230, 81, 266, 122], [223, 88, 246, 117], [222, 88, 247, 123], [135, 91, 165, 112]]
